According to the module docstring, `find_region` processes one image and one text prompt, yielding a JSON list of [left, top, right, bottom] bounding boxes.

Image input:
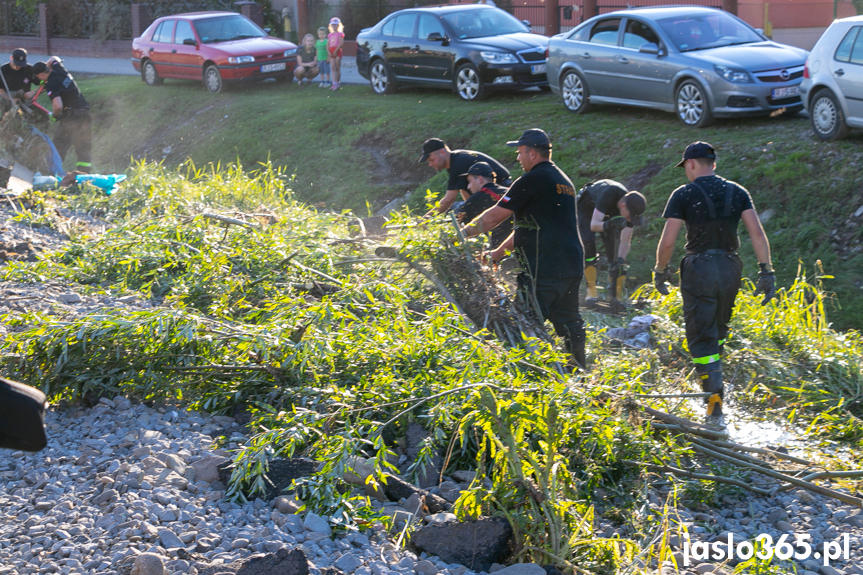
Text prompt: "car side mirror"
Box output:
[[183, 38, 197, 46], [264, 27, 272, 34], [428, 31, 446, 42], [639, 42, 661, 55], [521, 19, 531, 28]]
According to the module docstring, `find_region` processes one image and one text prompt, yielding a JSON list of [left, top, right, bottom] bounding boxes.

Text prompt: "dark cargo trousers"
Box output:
[[54, 111, 92, 172], [680, 251, 742, 366], [518, 273, 586, 368]]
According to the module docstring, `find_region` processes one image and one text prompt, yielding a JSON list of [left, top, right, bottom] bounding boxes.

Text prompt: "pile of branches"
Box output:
[[0, 108, 52, 174], [381, 218, 553, 352]]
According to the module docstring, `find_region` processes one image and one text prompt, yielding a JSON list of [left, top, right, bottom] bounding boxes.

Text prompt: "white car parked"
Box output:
[[800, 15, 863, 140]]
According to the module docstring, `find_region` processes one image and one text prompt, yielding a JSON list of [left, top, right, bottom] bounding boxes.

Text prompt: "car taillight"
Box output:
[[545, 48, 549, 59], [803, 63, 809, 79]]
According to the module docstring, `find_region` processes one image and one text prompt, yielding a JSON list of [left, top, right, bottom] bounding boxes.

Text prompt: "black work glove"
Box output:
[[754, 263, 776, 305], [653, 266, 672, 296], [602, 216, 627, 235]]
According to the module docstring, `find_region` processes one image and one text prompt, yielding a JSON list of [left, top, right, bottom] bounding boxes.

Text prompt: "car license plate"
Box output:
[[531, 64, 546, 75], [261, 62, 286, 73], [771, 86, 799, 99]]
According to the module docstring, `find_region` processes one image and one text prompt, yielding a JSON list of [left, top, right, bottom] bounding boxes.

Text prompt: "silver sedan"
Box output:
[[547, 6, 808, 127]]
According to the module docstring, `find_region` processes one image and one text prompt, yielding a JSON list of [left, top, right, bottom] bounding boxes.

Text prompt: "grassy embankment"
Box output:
[[78, 75, 863, 331]]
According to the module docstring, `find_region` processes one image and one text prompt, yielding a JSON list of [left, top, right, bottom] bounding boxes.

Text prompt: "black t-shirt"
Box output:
[[662, 174, 754, 253], [577, 179, 627, 217], [44, 66, 89, 113], [447, 150, 511, 194], [456, 182, 512, 247], [0, 63, 33, 92], [499, 160, 582, 280]]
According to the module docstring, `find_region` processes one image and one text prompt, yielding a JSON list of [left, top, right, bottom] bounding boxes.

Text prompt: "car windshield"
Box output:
[[441, 9, 528, 39], [657, 12, 763, 52], [195, 15, 265, 44]]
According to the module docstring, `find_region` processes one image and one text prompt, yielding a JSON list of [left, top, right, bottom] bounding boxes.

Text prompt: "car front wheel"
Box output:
[[203, 64, 223, 93], [810, 88, 848, 141], [676, 80, 712, 127], [455, 63, 485, 101], [561, 70, 588, 113], [370, 59, 394, 95], [142, 60, 162, 86]]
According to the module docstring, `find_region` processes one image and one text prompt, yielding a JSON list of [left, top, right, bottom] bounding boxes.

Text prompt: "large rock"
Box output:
[[493, 564, 546, 575], [197, 548, 309, 575], [411, 516, 512, 572], [404, 423, 442, 488], [130, 553, 166, 575], [191, 455, 229, 484], [217, 457, 318, 500]]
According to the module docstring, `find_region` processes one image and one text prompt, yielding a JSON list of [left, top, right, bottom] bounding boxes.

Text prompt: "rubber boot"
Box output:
[[697, 364, 725, 427], [613, 273, 626, 301], [584, 263, 598, 303], [570, 337, 587, 372]]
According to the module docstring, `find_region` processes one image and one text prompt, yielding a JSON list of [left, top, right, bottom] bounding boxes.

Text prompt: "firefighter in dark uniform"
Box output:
[[455, 161, 512, 249], [0, 49, 35, 104], [420, 137, 511, 214], [31, 60, 92, 173], [462, 129, 586, 369], [654, 141, 775, 425], [576, 179, 646, 306]]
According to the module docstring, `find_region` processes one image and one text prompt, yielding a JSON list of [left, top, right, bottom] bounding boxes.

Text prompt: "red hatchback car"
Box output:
[[131, 11, 298, 92]]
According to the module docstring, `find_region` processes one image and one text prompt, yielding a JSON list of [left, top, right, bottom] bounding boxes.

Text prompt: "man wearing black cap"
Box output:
[[0, 49, 36, 107], [654, 141, 775, 426], [462, 128, 586, 369], [455, 161, 512, 249], [577, 179, 646, 307], [420, 138, 511, 214], [32, 60, 92, 173]]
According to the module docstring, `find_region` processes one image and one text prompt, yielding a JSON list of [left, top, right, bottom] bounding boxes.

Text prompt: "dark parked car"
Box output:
[[356, 4, 549, 100], [131, 11, 298, 93], [547, 6, 808, 126]]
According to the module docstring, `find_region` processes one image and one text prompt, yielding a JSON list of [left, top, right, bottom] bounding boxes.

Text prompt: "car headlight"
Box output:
[[228, 55, 255, 64], [481, 51, 518, 64], [714, 64, 751, 83], [284, 48, 297, 58]]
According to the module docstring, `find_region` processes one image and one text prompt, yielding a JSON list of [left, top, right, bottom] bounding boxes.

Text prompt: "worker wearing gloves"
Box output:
[[576, 179, 646, 307], [654, 141, 775, 426]]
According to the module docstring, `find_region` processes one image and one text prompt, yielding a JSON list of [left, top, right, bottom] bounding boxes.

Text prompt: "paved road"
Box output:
[[24, 53, 366, 85]]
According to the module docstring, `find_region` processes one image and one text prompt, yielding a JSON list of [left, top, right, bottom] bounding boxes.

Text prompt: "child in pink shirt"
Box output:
[[327, 17, 345, 91]]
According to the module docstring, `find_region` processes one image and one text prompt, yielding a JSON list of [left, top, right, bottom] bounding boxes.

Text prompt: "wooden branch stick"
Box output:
[[707, 439, 812, 466], [639, 405, 729, 440], [202, 212, 258, 229], [689, 436, 786, 471], [286, 258, 341, 284], [691, 443, 863, 507], [635, 392, 712, 399], [798, 470, 863, 482], [624, 460, 772, 495]]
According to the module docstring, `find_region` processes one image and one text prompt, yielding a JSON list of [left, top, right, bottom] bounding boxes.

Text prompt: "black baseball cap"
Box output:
[[419, 138, 446, 163], [506, 128, 551, 150], [676, 141, 716, 167], [12, 48, 27, 66], [31, 61, 48, 75], [459, 161, 495, 180], [623, 191, 646, 226]]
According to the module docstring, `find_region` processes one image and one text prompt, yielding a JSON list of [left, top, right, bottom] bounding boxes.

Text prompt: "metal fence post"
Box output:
[[38, 2, 48, 53]]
